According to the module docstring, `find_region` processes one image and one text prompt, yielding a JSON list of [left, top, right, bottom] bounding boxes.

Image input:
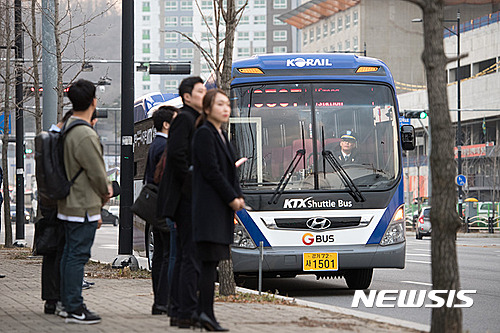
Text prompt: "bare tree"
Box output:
[[403, 0, 463, 332], [1, 0, 13, 247], [167, 0, 248, 296]]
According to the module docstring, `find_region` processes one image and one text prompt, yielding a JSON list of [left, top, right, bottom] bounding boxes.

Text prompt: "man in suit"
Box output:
[[334, 131, 358, 165], [157, 76, 206, 328]]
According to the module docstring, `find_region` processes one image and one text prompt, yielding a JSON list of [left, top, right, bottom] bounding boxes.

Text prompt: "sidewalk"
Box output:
[[0, 247, 426, 333]]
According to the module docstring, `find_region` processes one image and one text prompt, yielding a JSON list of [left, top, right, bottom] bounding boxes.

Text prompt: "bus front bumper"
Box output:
[[231, 242, 405, 274]]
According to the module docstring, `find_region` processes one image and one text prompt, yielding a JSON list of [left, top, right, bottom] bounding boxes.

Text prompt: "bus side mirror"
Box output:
[[401, 125, 415, 151]]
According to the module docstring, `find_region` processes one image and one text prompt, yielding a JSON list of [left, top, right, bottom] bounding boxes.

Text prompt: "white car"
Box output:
[[108, 205, 120, 218]]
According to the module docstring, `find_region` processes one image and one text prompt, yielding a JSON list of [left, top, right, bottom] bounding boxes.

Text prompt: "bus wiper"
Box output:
[[269, 123, 306, 205], [321, 127, 365, 202]]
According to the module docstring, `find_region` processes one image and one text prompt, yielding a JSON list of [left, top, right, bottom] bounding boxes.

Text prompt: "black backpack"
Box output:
[[35, 119, 92, 201]]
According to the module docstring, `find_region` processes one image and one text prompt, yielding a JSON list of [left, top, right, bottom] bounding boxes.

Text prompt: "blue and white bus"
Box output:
[[229, 54, 414, 289]]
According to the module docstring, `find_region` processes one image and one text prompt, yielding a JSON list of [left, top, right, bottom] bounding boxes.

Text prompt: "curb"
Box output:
[[235, 285, 430, 332], [406, 231, 500, 238]]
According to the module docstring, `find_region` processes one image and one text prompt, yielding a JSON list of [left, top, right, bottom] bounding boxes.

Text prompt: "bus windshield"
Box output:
[[230, 82, 400, 192]]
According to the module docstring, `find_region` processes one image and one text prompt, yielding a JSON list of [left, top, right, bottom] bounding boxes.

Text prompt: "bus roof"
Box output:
[[231, 53, 395, 86]]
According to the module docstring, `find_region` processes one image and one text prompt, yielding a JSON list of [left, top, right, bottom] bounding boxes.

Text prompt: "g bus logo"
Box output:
[[302, 233, 314, 246]]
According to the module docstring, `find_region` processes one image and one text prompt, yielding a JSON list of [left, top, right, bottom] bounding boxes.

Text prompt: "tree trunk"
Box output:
[[416, 0, 463, 331], [220, 0, 236, 96]]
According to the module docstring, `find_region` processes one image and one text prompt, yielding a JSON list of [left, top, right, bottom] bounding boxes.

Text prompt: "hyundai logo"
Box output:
[[306, 217, 331, 230]]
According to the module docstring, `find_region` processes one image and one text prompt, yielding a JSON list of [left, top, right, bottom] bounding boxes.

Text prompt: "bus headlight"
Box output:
[[233, 216, 256, 248], [380, 205, 405, 246]]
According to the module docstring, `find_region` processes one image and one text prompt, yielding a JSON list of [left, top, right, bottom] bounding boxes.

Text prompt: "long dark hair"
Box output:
[[196, 88, 226, 128]]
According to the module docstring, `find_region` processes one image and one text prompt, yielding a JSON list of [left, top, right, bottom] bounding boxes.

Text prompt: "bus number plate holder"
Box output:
[[303, 252, 338, 271]]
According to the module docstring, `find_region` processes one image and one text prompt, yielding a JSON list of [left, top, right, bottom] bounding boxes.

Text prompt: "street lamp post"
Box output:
[[455, 11, 463, 218]]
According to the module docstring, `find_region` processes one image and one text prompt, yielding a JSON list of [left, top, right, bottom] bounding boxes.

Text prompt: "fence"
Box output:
[[443, 11, 500, 38], [464, 216, 500, 233]]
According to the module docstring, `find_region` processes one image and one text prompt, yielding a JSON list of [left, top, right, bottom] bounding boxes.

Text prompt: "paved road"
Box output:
[[235, 237, 500, 333], [5, 224, 499, 332]]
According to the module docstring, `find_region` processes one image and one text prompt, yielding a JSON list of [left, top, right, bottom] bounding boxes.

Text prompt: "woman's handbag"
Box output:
[[130, 184, 169, 231]]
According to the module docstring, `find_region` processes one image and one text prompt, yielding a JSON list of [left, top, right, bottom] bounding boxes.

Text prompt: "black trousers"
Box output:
[[199, 260, 218, 321], [151, 227, 170, 306], [169, 197, 200, 319], [41, 212, 65, 302]]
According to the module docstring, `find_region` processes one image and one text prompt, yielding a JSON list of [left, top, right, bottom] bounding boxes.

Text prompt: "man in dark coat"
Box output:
[[144, 106, 177, 315], [157, 76, 206, 328]]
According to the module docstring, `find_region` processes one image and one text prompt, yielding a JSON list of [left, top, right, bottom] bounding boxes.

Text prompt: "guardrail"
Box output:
[[464, 216, 500, 233]]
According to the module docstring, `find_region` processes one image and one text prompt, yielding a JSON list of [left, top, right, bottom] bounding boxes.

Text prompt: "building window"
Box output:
[[165, 17, 177, 26], [238, 32, 249, 40], [254, 0, 266, 8], [303, 32, 307, 45], [181, 32, 193, 41], [309, 28, 314, 42], [353, 36, 358, 51], [165, 32, 177, 42], [254, 31, 265, 40], [142, 72, 151, 81], [273, 15, 286, 25], [254, 15, 265, 24], [238, 47, 250, 57], [201, 0, 212, 10], [165, 1, 177, 11], [142, 43, 150, 53], [254, 47, 266, 54], [316, 26, 321, 40], [353, 11, 358, 26], [201, 32, 210, 41], [273, 0, 287, 9], [330, 20, 335, 34], [237, 0, 246, 7], [323, 23, 328, 37], [240, 16, 249, 24], [165, 49, 178, 59], [142, 29, 150, 40], [337, 42, 342, 51], [143, 85, 150, 90], [180, 16, 192, 26], [206, 16, 214, 25], [181, 48, 194, 59], [143, 15, 150, 23], [273, 30, 287, 41], [142, 1, 150, 12], [345, 14, 350, 29], [337, 17, 343, 32], [345, 39, 350, 51], [180, 1, 192, 10], [165, 80, 177, 90], [273, 46, 287, 53]]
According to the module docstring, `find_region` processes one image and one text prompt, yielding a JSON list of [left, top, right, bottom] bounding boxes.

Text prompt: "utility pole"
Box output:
[[113, 0, 138, 269], [14, 0, 26, 247], [455, 10, 463, 218], [41, 0, 57, 129]]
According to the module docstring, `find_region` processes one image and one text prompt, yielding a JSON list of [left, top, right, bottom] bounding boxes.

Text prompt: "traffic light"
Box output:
[[404, 110, 428, 119], [149, 63, 191, 75]]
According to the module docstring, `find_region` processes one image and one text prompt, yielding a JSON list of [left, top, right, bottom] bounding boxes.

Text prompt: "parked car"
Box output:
[[108, 205, 120, 218], [478, 202, 499, 218], [10, 204, 31, 223], [101, 208, 119, 226], [416, 207, 432, 239]]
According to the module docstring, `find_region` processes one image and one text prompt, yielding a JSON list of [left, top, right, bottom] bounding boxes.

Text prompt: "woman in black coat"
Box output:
[[192, 89, 245, 331]]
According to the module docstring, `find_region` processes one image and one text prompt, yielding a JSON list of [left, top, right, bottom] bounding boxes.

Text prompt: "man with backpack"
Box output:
[[57, 79, 111, 324]]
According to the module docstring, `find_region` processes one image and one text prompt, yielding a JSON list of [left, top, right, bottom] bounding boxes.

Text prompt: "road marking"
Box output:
[[406, 253, 431, 257], [406, 260, 431, 264], [412, 249, 431, 252], [99, 244, 118, 249], [401, 280, 433, 286]]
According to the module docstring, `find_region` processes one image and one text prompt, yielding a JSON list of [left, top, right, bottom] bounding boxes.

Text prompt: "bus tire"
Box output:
[[344, 269, 373, 290]]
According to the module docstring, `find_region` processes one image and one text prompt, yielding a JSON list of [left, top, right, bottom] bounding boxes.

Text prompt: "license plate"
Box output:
[[303, 252, 338, 271]]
